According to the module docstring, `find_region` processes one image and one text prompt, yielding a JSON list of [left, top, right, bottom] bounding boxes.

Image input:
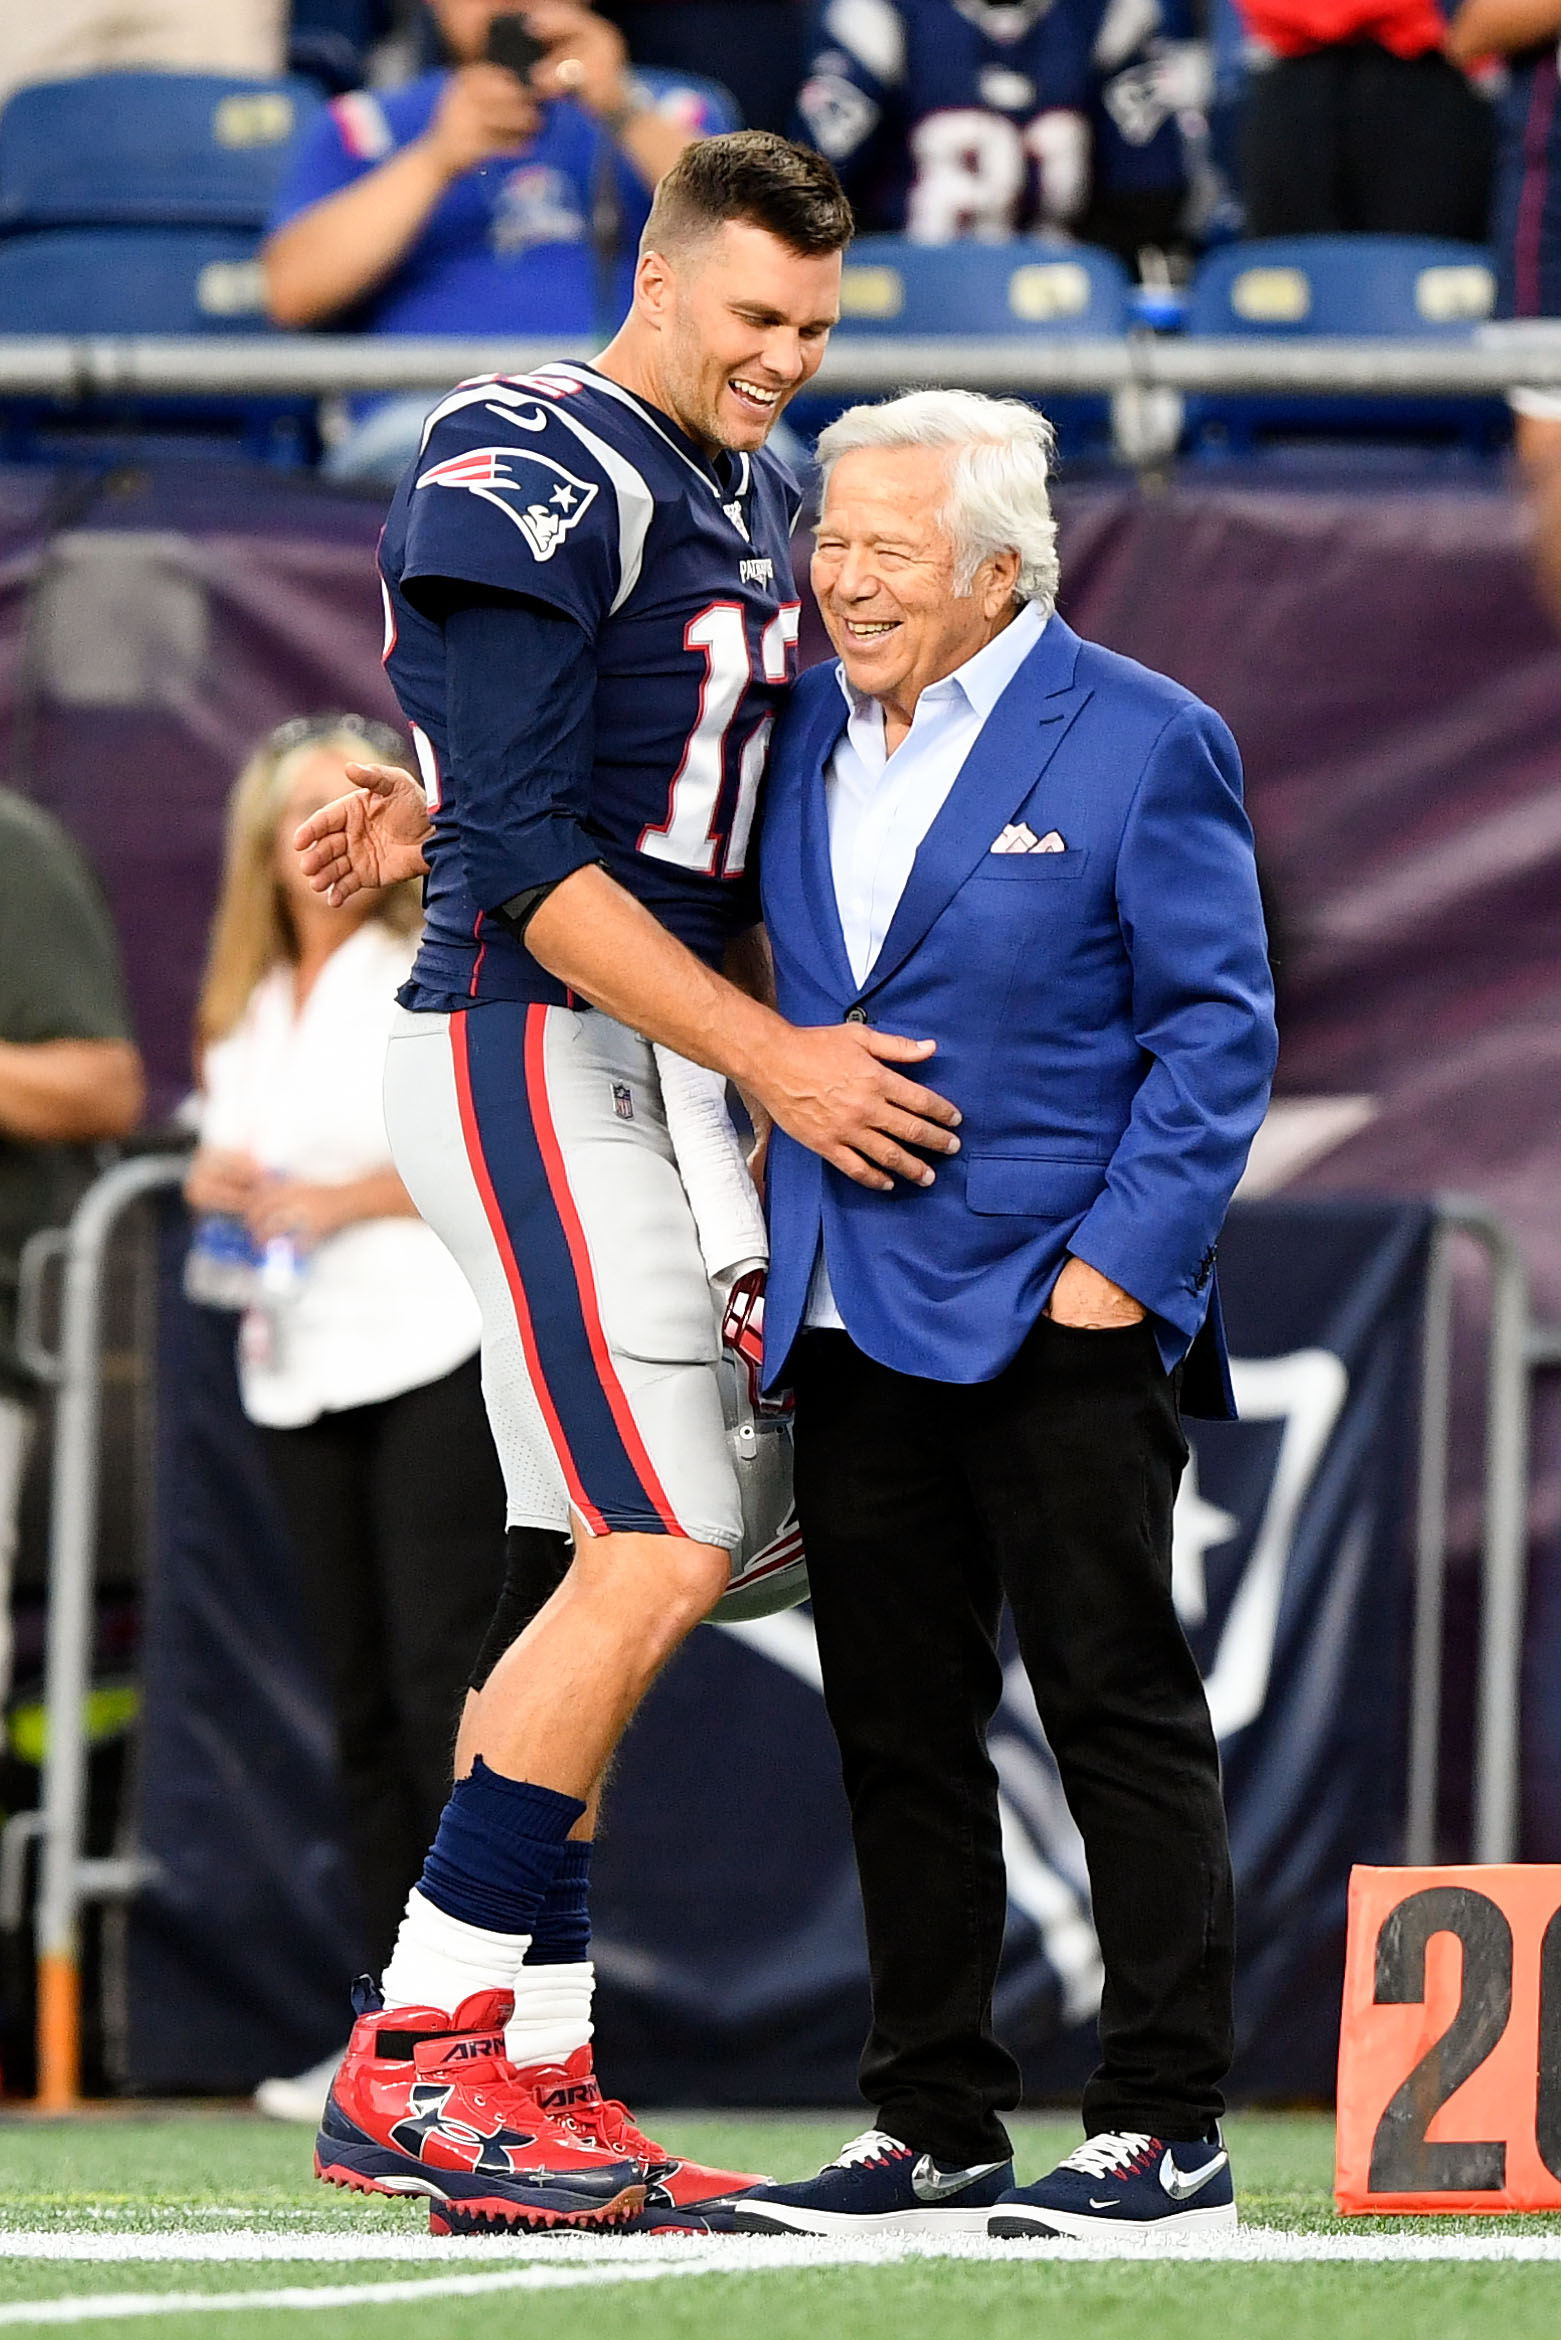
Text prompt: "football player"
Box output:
[[794, 0, 1204, 263], [296, 131, 963, 2235]]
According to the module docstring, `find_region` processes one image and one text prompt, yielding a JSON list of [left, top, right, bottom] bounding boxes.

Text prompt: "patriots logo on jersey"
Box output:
[[416, 446, 600, 563]]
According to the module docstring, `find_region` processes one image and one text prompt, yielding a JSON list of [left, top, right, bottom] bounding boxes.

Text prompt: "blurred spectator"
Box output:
[[0, 789, 144, 1714], [599, 0, 798, 133], [1236, 0, 1493, 238], [1448, 0, 1561, 620], [0, 1, 285, 113], [288, 0, 399, 93], [794, 0, 1207, 263], [263, 0, 708, 481], [185, 715, 505, 2113]]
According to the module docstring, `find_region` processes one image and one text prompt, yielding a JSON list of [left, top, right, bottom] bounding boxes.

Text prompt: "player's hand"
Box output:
[[522, 2, 633, 119], [184, 1148, 265, 1217], [1044, 1257, 1146, 1328], [755, 1025, 961, 1194], [293, 763, 432, 905], [425, 61, 540, 179]]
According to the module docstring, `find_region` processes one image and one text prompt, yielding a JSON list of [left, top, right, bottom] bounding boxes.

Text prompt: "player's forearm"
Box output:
[[263, 141, 453, 327], [1446, 0, 1561, 57], [526, 867, 786, 1088], [0, 1039, 144, 1144]]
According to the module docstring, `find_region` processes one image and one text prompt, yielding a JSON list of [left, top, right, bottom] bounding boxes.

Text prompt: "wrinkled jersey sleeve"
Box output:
[[398, 399, 627, 640], [442, 592, 601, 912]]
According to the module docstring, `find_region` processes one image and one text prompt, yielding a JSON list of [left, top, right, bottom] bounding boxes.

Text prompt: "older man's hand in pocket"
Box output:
[[1044, 1256, 1146, 1328]]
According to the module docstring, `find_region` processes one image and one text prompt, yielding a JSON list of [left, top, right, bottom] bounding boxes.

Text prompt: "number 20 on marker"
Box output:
[[1335, 1865, 1561, 2213]]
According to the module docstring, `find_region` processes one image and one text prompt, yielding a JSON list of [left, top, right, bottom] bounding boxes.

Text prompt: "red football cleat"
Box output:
[[523, 2044, 768, 2231], [314, 1980, 647, 2232]]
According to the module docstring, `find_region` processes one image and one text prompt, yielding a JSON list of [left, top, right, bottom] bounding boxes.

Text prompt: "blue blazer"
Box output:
[[758, 617, 1278, 1420]]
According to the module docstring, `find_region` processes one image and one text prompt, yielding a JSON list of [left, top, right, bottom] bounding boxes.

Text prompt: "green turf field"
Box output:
[[1, 2109, 1559, 2337]]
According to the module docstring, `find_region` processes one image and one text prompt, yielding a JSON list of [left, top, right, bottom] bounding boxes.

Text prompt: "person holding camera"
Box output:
[[262, 0, 711, 479]]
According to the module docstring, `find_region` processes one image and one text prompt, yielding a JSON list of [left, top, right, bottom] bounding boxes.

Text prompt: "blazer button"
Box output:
[[844, 1006, 868, 1024]]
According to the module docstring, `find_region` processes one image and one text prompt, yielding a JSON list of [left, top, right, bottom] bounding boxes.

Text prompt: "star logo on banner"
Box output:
[[1172, 1450, 1239, 1628]]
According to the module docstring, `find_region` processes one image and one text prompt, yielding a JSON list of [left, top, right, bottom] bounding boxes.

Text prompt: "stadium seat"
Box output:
[[0, 74, 323, 234], [1183, 234, 1505, 458], [792, 235, 1132, 463], [0, 227, 309, 467], [835, 235, 1132, 338], [0, 228, 273, 333]]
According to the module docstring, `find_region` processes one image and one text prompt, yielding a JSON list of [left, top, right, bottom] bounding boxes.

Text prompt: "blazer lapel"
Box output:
[[791, 675, 855, 1000], [858, 617, 1090, 1003]]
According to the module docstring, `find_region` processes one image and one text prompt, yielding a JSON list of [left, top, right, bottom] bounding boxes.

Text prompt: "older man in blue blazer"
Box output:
[[734, 391, 1277, 2244]]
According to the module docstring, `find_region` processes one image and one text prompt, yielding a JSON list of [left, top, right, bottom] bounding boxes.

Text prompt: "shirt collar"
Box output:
[[834, 598, 1047, 725]]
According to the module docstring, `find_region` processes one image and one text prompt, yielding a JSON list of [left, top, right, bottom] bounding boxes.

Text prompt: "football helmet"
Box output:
[[710, 1270, 808, 1623]]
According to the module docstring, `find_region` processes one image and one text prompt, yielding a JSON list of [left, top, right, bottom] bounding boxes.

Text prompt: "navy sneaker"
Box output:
[[988, 2127, 1236, 2242], [732, 2128, 1013, 2234]]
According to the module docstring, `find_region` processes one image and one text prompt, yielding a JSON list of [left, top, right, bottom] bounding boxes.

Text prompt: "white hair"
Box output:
[[814, 390, 1060, 614]]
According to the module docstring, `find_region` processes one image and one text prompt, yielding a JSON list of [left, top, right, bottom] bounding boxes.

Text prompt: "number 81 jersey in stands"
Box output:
[[380, 362, 803, 1008]]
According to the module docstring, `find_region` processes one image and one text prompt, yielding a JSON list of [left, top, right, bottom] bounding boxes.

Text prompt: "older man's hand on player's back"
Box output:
[[293, 762, 432, 904]]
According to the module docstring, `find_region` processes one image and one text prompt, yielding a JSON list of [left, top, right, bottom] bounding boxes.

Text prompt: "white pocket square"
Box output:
[[990, 823, 1067, 855]]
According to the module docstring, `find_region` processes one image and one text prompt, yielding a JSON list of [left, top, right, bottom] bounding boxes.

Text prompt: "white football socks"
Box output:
[[505, 1959, 596, 2070], [379, 1887, 529, 2015]]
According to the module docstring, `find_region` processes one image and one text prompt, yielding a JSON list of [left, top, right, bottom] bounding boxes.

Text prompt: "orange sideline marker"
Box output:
[[1335, 1863, 1561, 2214]]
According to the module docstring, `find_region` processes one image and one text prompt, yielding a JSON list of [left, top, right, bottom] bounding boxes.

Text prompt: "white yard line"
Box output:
[[0, 2220, 1560, 2330]]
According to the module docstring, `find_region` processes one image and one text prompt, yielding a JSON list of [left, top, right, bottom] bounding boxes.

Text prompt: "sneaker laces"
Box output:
[[1058, 2131, 1157, 2179], [829, 2128, 910, 2171], [577, 2091, 668, 2165]]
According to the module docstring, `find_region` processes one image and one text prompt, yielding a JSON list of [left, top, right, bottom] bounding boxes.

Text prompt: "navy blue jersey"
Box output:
[[796, 0, 1197, 236], [1494, 43, 1561, 319], [379, 363, 803, 1009]]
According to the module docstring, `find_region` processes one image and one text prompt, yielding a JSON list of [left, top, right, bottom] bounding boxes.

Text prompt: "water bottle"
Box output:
[[184, 1214, 260, 1310]]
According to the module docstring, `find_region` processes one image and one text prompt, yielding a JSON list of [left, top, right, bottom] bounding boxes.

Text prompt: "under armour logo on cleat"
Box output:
[[389, 2082, 539, 2175]]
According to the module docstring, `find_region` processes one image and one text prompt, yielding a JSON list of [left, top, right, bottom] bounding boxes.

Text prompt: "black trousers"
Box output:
[[1242, 44, 1494, 241], [791, 1319, 1235, 2168], [258, 1356, 507, 1974]]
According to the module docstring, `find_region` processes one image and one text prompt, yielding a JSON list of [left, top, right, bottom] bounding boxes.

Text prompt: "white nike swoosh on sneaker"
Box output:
[[1089, 2196, 1120, 2209], [910, 2155, 1006, 2205], [1158, 2149, 1229, 2202]]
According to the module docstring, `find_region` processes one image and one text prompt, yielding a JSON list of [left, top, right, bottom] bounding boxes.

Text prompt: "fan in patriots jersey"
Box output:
[[294, 133, 962, 2238], [795, 0, 1206, 262]]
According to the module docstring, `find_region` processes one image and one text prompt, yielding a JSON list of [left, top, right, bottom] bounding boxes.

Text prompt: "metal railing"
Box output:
[[5, 1153, 187, 2110], [1406, 1200, 1532, 1867], [0, 1164, 1542, 2102], [2, 331, 1561, 403]]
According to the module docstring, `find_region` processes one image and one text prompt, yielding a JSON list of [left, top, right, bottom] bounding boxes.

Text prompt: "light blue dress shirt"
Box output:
[[804, 598, 1048, 1331]]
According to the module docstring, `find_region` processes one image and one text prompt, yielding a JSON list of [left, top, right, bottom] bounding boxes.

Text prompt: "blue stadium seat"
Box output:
[[835, 235, 1132, 337], [790, 236, 1132, 463], [1183, 235, 1505, 458], [0, 74, 323, 233], [0, 228, 274, 332]]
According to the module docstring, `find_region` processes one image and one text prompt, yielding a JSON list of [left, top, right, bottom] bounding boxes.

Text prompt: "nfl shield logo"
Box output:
[[612, 1083, 634, 1121]]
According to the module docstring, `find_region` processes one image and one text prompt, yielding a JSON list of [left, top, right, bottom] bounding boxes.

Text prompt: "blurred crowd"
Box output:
[[2, 0, 1553, 282]]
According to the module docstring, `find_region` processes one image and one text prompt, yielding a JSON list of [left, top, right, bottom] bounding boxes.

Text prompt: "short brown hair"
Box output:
[[643, 130, 853, 260]]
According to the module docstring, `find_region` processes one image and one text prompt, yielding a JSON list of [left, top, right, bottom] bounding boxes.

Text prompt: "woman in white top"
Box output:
[[185, 714, 507, 2070]]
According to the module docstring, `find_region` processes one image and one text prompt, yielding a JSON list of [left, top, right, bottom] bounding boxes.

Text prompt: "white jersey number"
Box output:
[[639, 600, 800, 878], [906, 108, 1090, 241]]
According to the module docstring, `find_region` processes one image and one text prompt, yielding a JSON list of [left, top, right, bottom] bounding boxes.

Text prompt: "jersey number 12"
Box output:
[[639, 600, 801, 878]]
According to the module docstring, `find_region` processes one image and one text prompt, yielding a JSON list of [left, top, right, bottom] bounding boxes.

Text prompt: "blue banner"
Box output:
[[128, 1197, 1430, 2098]]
